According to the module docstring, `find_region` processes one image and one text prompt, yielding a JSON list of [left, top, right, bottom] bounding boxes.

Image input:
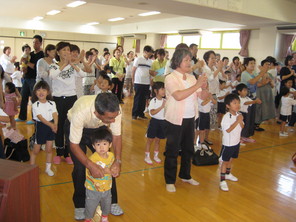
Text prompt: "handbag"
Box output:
[[192, 145, 219, 166], [4, 138, 30, 162]]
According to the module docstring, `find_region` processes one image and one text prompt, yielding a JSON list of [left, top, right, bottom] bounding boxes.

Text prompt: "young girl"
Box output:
[[11, 62, 23, 93], [144, 82, 166, 165], [4, 82, 19, 129], [30, 81, 58, 176], [124, 51, 134, 96]]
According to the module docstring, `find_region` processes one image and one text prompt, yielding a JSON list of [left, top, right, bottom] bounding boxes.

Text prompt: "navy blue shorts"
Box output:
[[279, 114, 290, 122], [217, 102, 226, 114], [195, 112, 210, 130], [220, 143, 240, 161], [146, 118, 166, 139], [35, 121, 55, 145]]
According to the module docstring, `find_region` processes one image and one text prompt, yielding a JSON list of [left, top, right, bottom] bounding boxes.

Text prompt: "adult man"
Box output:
[[189, 43, 198, 64], [16, 35, 44, 124], [65, 93, 123, 220], [131, 45, 154, 120]]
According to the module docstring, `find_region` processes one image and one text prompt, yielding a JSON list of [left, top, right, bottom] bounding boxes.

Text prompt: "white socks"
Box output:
[[45, 163, 54, 176]]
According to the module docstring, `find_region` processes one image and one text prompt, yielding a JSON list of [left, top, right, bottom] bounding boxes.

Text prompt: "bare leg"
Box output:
[[30, 144, 41, 165]]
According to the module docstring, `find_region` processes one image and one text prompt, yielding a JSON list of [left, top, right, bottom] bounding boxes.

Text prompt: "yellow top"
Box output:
[[151, 59, 167, 82], [109, 57, 126, 79]]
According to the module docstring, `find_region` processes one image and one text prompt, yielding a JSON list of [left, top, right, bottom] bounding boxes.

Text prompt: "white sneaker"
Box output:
[[110, 203, 124, 216], [181, 178, 199, 185], [220, 181, 229, 191], [154, 156, 161, 163], [144, 156, 153, 165], [225, 173, 238, 181], [74, 208, 85, 220], [144, 107, 148, 113], [279, 132, 288, 137], [45, 168, 54, 176], [41, 144, 45, 151], [166, 184, 176, 192], [288, 128, 295, 132]]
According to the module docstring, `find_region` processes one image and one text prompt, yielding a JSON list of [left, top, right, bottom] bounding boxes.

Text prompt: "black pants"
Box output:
[[288, 112, 296, 127], [64, 120, 118, 208], [112, 78, 124, 102], [164, 118, 195, 184], [53, 95, 77, 157], [18, 78, 35, 120], [132, 84, 150, 117]]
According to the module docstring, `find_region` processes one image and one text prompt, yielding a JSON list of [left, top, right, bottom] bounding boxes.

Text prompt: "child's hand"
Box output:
[[256, 98, 262, 104], [162, 100, 166, 107], [237, 113, 243, 122], [104, 168, 111, 174], [51, 124, 58, 133]]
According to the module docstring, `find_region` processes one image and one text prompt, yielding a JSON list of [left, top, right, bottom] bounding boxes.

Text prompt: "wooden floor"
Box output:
[[16, 96, 296, 222]]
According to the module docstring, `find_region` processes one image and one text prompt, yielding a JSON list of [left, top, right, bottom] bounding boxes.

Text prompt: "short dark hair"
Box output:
[[280, 86, 290, 96], [151, 81, 165, 97], [32, 80, 52, 103], [55, 41, 71, 61], [219, 79, 226, 85], [22, 44, 31, 52], [284, 55, 293, 66], [189, 43, 198, 49], [157, 48, 165, 56], [102, 74, 112, 86], [90, 48, 98, 54], [95, 93, 120, 115], [222, 57, 229, 62], [44, 44, 56, 57], [266, 56, 278, 66], [5, 82, 16, 93], [243, 57, 256, 67], [103, 48, 109, 52], [70, 44, 80, 53], [232, 56, 239, 63], [236, 83, 248, 92], [170, 49, 192, 70], [98, 70, 107, 77], [33, 35, 43, 43], [91, 126, 113, 144], [85, 51, 93, 60], [3, 46, 10, 54], [203, 50, 216, 64], [14, 62, 20, 70], [143, 45, 153, 53], [224, 93, 240, 106], [261, 59, 270, 66], [175, 43, 189, 50], [103, 52, 110, 57]]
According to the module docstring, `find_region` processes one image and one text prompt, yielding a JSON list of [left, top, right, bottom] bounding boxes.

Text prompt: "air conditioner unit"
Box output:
[[276, 25, 296, 31], [178, 29, 202, 36], [122, 34, 146, 39]]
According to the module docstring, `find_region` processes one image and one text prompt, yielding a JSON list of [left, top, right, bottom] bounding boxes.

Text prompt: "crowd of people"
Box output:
[[0, 34, 296, 221]]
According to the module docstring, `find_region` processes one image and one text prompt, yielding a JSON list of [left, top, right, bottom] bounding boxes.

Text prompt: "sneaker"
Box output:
[[41, 145, 45, 151], [15, 118, 26, 122], [242, 137, 256, 143], [45, 168, 54, 176], [288, 128, 295, 132], [84, 219, 92, 222], [220, 181, 229, 191], [154, 156, 161, 163], [240, 140, 246, 146], [201, 143, 209, 150], [144, 107, 149, 113], [144, 156, 153, 165], [255, 126, 265, 131], [194, 144, 201, 152], [204, 139, 213, 145], [65, 156, 73, 164], [26, 120, 35, 125], [138, 115, 148, 120], [110, 203, 124, 216], [279, 132, 288, 137], [166, 184, 176, 192], [53, 156, 62, 164], [74, 208, 85, 220], [181, 178, 199, 186], [101, 216, 109, 222], [225, 173, 238, 181]]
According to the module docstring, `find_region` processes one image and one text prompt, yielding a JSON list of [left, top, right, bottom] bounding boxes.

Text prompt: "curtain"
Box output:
[[238, 30, 251, 57], [160, 34, 167, 48], [286, 35, 296, 55], [135, 39, 141, 53], [117, 37, 124, 47]]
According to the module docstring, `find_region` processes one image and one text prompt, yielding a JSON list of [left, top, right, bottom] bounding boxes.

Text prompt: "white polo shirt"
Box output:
[[32, 100, 57, 122], [198, 97, 212, 113], [133, 56, 152, 85], [221, 112, 242, 146], [239, 96, 253, 113], [148, 97, 165, 120]]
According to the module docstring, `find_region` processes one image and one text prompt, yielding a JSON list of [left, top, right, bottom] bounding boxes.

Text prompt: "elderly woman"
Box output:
[[164, 48, 207, 192], [280, 55, 295, 89]]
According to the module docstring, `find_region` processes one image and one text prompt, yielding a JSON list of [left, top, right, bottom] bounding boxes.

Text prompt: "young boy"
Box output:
[[220, 93, 244, 191], [236, 83, 261, 144], [91, 73, 112, 95], [279, 87, 296, 136], [217, 80, 230, 129], [84, 127, 114, 222]]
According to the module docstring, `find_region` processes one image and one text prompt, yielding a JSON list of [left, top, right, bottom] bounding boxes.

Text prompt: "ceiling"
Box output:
[[1, 0, 296, 35]]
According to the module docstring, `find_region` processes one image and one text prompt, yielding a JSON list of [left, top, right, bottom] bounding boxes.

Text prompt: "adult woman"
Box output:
[[229, 56, 242, 81], [109, 48, 126, 103], [83, 51, 96, 95], [36, 44, 56, 89], [164, 48, 207, 192], [49, 41, 86, 164], [280, 55, 295, 89], [0, 46, 16, 87]]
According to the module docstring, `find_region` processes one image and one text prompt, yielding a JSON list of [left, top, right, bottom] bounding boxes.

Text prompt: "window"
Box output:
[[200, 33, 221, 49], [182, 35, 200, 47], [222, 32, 241, 49], [166, 35, 182, 48]]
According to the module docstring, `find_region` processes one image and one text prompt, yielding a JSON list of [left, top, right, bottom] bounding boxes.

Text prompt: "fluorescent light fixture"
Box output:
[[46, 10, 61, 15], [33, 16, 44, 21], [86, 22, 99, 25], [67, 1, 86, 8], [138, 11, 160, 16], [108, 17, 125, 22]]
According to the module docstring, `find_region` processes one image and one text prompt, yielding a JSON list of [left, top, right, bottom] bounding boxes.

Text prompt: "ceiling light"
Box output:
[[67, 1, 86, 8], [46, 10, 61, 15], [86, 22, 99, 26], [108, 17, 125, 22], [138, 11, 161, 16], [33, 16, 44, 21]]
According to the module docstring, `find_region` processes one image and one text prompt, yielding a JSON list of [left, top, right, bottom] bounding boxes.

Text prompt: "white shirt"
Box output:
[[280, 96, 296, 116], [198, 97, 212, 113], [49, 63, 86, 97], [36, 58, 52, 89], [203, 65, 223, 95], [11, 71, 22, 87], [126, 61, 134, 79], [183, 80, 196, 118], [239, 96, 253, 113], [83, 63, 96, 86], [94, 85, 111, 95], [0, 54, 14, 73], [221, 112, 243, 146], [133, 56, 152, 85], [148, 97, 165, 120], [217, 89, 228, 102], [32, 100, 57, 122]]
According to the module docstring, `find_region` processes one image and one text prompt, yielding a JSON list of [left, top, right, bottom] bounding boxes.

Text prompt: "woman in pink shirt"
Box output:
[[164, 48, 207, 192]]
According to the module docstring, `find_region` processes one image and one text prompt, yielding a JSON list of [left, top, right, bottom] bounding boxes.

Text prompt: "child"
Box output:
[[195, 82, 216, 149], [145, 82, 166, 164], [124, 51, 134, 95], [30, 81, 58, 176], [11, 62, 23, 93], [4, 82, 19, 129], [85, 127, 114, 222], [284, 80, 296, 129], [217, 80, 230, 129], [232, 74, 241, 90], [220, 93, 244, 191], [279, 86, 296, 136], [236, 83, 261, 144], [20, 44, 31, 74], [91, 71, 112, 95]]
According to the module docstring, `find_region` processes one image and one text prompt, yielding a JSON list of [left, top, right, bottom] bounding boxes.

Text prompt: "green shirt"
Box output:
[[151, 59, 167, 82]]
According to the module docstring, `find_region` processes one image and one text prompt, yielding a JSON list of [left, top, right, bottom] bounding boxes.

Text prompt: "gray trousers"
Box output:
[[85, 189, 112, 218]]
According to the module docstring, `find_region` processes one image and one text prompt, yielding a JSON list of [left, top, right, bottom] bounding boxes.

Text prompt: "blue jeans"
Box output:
[[18, 78, 36, 120]]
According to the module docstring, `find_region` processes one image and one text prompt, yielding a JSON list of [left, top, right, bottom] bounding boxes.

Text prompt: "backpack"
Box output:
[[4, 138, 30, 162], [192, 144, 219, 166]]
